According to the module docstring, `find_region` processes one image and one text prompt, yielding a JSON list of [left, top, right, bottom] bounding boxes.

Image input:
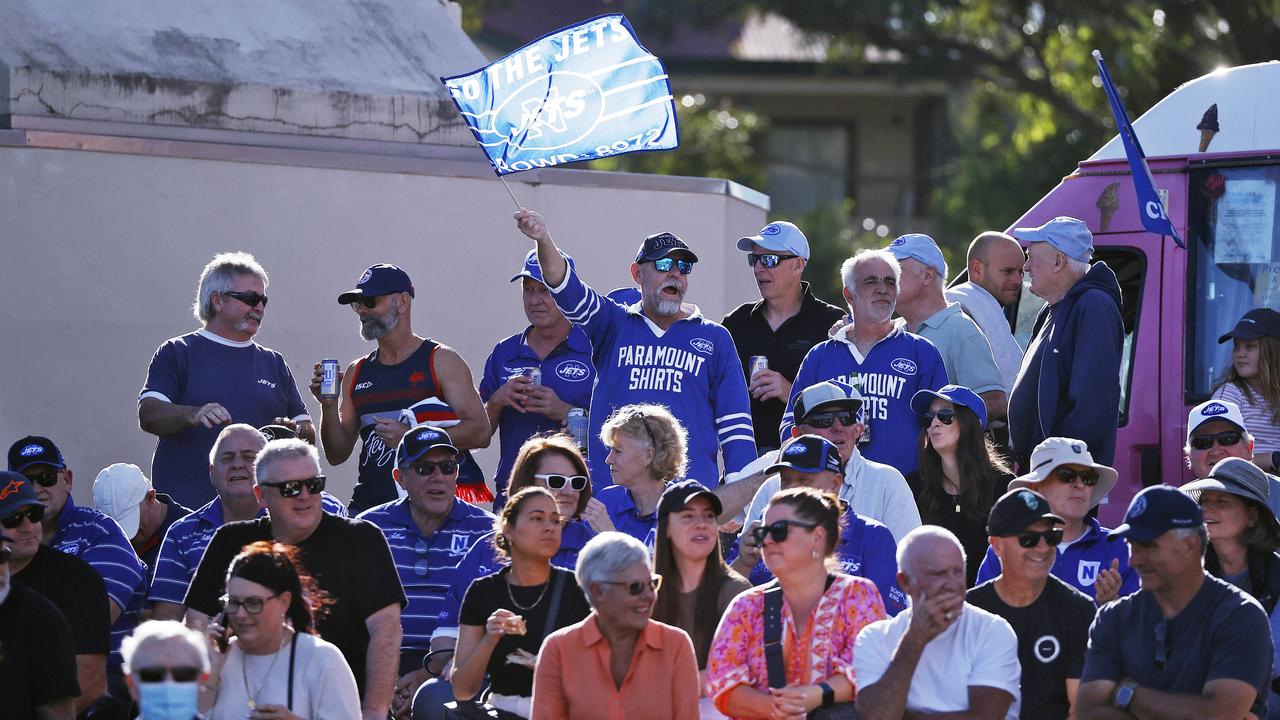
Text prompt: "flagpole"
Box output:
[[498, 175, 523, 211]]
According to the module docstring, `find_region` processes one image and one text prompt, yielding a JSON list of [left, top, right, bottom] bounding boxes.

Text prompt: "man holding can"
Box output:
[[310, 263, 490, 514], [723, 221, 846, 453], [478, 250, 596, 508]]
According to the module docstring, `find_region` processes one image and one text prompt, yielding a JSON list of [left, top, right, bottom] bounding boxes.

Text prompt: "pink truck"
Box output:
[[1005, 61, 1280, 525]]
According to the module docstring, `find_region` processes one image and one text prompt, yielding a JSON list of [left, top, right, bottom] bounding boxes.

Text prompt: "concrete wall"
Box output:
[[0, 140, 767, 506]]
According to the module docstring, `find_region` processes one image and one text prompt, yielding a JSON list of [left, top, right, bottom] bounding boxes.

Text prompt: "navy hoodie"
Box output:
[[1009, 262, 1124, 464]]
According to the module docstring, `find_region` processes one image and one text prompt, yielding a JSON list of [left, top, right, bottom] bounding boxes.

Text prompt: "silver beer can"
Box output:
[[567, 408, 589, 450], [527, 367, 542, 385], [749, 356, 769, 379], [319, 359, 341, 398]]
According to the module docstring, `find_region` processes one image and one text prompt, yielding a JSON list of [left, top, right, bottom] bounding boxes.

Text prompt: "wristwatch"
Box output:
[[1113, 678, 1139, 710], [1271, 450, 1279, 472], [818, 682, 835, 709]]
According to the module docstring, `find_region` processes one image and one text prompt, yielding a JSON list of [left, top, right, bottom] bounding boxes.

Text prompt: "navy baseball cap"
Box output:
[[337, 263, 415, 305], [658, 479, 724, 521], [1218, 308, 1280, 344], [887, 233, 947, 276], [987, 488, 1064, 536], [7, 436, 66, 473], [911, 384, 988, 430], [635, 232, 699, 264], [395, 425, 459, 468], [0, 470, 45, 517], [258, 424, 297, 442], [768, 434, 843, 475], [1108, 485, 1204, 542], [1013, 216, 1094, 263], [510, 249, 577, 285]]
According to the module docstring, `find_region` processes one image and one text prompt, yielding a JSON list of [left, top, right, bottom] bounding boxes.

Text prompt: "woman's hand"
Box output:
[[768, 685, 811, 720], [485, 608, 525, 638], [581, 498, 615, 534], [250, 705, 302, 720]]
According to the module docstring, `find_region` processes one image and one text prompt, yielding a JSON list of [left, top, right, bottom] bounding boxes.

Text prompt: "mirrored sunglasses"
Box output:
[[412, 460, 459, 477], [649, 257, 694, 275], [535, 473, 588, 492], [260, 475, 326, 497], [747, 253, 799, 268]]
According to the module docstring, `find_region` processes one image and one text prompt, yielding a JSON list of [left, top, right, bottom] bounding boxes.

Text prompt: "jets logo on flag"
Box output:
[[441, 14, 679, 175]]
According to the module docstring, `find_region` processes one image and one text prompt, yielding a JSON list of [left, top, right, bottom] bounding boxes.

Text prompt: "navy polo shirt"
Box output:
[[596, 484, 659, 550]]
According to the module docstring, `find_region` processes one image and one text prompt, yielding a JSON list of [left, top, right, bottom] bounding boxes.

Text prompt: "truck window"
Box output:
[[1186, 164, 1280, 402]]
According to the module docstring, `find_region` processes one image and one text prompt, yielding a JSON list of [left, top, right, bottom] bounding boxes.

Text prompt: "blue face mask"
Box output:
[[138, 681, 199, 720]]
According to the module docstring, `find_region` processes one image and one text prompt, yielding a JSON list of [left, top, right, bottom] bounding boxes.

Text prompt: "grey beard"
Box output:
[[654, 298, 683, 316], [360, 307, 399, 341]]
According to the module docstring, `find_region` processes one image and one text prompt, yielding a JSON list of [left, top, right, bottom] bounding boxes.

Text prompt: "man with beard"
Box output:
[[513, 209, 756, 490], [312, 263, 490, 514], [139, 252, 313, 509]]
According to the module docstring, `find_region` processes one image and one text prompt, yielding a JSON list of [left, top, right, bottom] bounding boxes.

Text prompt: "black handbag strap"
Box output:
[[539, 570, 567, 641], [287, 630, 299, 710], [763, 581, 786, 689]]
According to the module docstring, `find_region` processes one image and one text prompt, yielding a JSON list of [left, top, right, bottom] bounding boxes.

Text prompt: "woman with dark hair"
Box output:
[[705, 488, 887, 718], [202, 541, 358, 719], [1213, 308, 1280, 470], [907, 385, 1011, 585], [449, 487, 592, 718]]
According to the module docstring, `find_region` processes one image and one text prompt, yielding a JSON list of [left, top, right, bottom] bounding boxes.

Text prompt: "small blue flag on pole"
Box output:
[[1092, 50, 1184, 248], [441, 14, 679, 176]]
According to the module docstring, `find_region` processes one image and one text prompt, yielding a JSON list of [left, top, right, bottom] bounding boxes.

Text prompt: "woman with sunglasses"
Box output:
[[202, 541, 359, 719], [594, 404, 688, 548], [532, 531, 701, 720], [448, 487, 592, 718], [1213, 308, 1280, 472], [705, 488, 887, 718]]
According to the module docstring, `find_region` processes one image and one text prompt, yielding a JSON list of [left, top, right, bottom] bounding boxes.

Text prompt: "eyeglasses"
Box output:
[[920, 409, 957, 427], [1154, 619, 1170, 669], [136, 666, 202, 683], [1053, 467, 1099, 487], [220, 592, 281, 615], [747, 253, 799, 268], [260, 475, 326, 497], [1015, 528, 1064, 548], [647, 257, 695, 275], [535, 473, 588, 491], [1189, 430, 1243, 451], [24, 471, 61, 488], [751, 519, 819, 545], [347, 296, 379, 309], [221, 290, 268, 308], [1, 505, 45, 529], [803, 410, 858, 429], [411, 460, 459, 477], [600, 574, 663, 596]]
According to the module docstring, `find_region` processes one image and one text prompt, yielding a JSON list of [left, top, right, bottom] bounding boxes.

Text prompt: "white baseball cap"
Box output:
[[93, 463, 151, 538], [1186, 399, 1247, 440], [736, 221, 810, 259]]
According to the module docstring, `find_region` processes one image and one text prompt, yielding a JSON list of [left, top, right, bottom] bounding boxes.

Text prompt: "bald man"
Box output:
[[947, 232, 1026, 393]]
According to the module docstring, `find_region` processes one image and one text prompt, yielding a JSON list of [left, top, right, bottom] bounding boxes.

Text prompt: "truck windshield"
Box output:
[[1187, 163, 1280, 402]]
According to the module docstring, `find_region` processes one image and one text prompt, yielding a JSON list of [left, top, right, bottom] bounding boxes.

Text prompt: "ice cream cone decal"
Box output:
[[1097, 182, 1120, 232], [1197, 104, 1218, 152]]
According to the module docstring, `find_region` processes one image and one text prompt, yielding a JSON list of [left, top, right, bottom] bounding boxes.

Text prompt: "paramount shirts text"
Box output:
[[617, 344, 708, 392]]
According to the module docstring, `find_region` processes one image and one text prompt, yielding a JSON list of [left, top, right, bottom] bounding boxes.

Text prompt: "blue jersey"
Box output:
[[746, 509, 908, 615], [596, 484, 659, 549], [479, 325, 595, 502], [976, 517, 1139, 602], [550, 263, 756, 487], [140, 329, 310, 509], [148, 493, 347, 606], [357, 498, 495, 652], [782, 324, 947, 476]]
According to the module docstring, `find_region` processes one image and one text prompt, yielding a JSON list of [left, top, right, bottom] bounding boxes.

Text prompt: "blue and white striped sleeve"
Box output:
[[85, 526, 148, 610], [148, 518, 196, 605], [712, 331, 756, 475], [547, 256, 625, 348]]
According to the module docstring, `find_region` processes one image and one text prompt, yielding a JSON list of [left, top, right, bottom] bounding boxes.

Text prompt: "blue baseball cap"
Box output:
[[395, 425, 459, 468], [911, 384, 988, 430], [635, 232, 699, 263], [768, 434, 844, 475], [887, 233, 947, 276], [1108, 485, 1204, 542], [510, 249, 577, 285], [736, 221, 810, 260], [1012, 216, 1094, 263], [0, 470, 45, 517], [337, 263, 415, 305], [7, 436, 66, 473]]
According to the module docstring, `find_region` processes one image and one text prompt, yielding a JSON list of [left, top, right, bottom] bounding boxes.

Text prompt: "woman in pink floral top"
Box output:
[[705, 488, 887, 718]]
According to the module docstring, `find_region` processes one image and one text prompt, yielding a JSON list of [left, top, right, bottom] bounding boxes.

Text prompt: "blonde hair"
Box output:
[[599, 404, 688, 482]]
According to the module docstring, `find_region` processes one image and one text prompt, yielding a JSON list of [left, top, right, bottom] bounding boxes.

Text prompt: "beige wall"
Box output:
[[0, 143, 767, 506]]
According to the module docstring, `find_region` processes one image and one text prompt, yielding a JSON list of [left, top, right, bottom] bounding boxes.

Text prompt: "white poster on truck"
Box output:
[[1214, 178, 1276, 264]]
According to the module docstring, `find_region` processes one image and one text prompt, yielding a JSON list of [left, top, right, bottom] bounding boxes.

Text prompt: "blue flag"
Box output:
[[441, 15, 679, 175], [1092, 50, 1184, 247]]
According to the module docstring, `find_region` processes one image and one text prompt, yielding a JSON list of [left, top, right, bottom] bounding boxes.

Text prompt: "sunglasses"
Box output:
[[747, 253, 799, 268], [920, 409, 957, 427], [136, 666, 202, 684], [647, 257, 695, 275], [221, 290, 268, 308], [535, 473, 588, 492], [347, 296, 381, 309], [219, 592, 282, 615], [751, 519, 819, 545], [1053, 467, 1099, 487], [411, 460, 459, 477], [1, 505, 45, 529], [260, 475, 326, 497], [1015, 528, 1064, 548], [803, 410, 858, 429], [25, 471, 62, 488], [600, 574, 663, 596], [1189, 430, 1243, 451]]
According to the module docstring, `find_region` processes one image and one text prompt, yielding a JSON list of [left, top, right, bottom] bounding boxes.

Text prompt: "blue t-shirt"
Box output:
[[549, 263, 756, 487], [139, 329, 310, 509], [479, 326, 595, 502], [596, 484, 659, 549], [148, 493, 347, 606], [357, 498, 495, 651], [746, 508, 908, 615], [782, 324, 947, 476], [975, 517, 1139, 602]]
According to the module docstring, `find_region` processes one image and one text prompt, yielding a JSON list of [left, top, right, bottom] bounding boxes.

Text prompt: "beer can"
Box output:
[[319, 359, 341, 398], [526, 367, 542, 385], [567, 408, 589, 450], [749, 356, 769, 379]]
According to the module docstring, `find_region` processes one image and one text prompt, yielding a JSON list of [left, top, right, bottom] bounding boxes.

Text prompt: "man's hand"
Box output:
[[523, 384, 572, 422], [270, 417, 316, 445], [580, 498, 615, 533], [514, 209, 551, 243], [391, 669, 431, 720], [490, 374, 534, 414], [749, 369, 792, 403], [309, 361, 343, 406], [373, 417, 410, 447], [733, 522, 763, 575], [904, 590, 964, 646], [189, 402, 231, 428], [1093, 559, 1123, 605]]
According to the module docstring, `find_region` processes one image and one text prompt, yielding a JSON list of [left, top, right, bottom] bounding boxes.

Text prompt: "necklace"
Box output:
[[506, 569, 552, 612], [241, 627, 292, 710]]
